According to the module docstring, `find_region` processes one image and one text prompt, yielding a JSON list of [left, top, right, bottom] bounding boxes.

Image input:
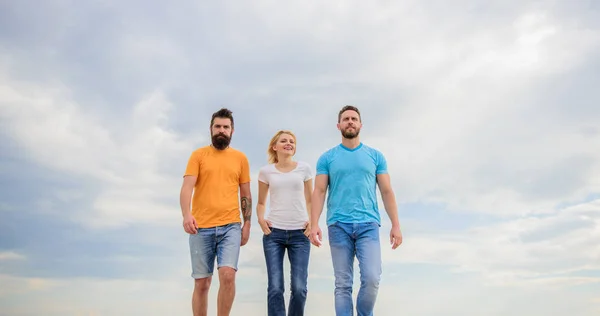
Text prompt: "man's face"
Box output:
[[211, 117, 233, 150], [337, 110, 362, 139]]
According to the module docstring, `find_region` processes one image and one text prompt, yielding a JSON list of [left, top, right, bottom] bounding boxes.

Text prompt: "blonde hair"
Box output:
[[267, 130, 297, 164]]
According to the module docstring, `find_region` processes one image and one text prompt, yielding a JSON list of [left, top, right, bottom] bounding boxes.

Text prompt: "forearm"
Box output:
[[240, 195, 252, 225], [381, 191, 400, 227], [306, 202, 312, 221], [257, 203, 266, 221], [180, 188, 192, 217], [310, 191, 325, 226]]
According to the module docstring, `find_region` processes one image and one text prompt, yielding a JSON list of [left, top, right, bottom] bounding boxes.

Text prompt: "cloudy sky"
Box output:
[[1, 1, 600, 315]]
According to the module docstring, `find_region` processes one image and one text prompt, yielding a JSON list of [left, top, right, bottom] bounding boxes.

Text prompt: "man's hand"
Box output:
[[183, 214, 197, 234], [258, 218, 272, 235], [309, 225, 323, 247], [241, 223, 251, 246], [303, 221, 311, 237], [390, 226, 403, 249]]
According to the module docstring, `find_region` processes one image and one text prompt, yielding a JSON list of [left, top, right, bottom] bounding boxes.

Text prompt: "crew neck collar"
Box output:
[[339, 142, 363, 152]]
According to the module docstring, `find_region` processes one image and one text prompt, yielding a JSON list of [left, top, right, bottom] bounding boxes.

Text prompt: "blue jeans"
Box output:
[[189, 223, 242, 279], [263, 228, 311, 316], [328, 221, 382, 316]]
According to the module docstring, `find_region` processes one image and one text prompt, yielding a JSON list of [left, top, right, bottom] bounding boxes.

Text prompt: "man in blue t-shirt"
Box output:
[[310, 105, 403, 316]]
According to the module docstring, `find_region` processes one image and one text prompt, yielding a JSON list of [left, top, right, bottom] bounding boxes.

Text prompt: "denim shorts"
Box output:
[[189, 222, 242, 279]]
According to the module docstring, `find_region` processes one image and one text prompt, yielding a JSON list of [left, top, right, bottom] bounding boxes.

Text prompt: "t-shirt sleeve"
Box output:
[[258, 166, 269, 184], [303, 162, 313, 181], [240, 153, 251, 183], [316, 152, 329, 176], [184, 151, 200, 176], [376, 150, 388, 174]]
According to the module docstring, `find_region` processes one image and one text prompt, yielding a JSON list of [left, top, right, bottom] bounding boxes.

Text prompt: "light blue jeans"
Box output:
[[189, 223, 241, 279], [328, 221, 382, 316]]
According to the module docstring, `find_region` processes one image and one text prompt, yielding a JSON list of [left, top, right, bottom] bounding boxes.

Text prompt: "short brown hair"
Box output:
[[210, 108, 234, 129], [338, 105, 361, 122], [267, 130, 297, 164]]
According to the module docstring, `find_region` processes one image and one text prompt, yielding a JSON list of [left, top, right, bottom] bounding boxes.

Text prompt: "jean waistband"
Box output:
[[270, 227, 305, 232]]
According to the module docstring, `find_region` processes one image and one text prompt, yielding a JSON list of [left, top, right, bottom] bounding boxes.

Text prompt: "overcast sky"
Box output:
[[1, 1, 600, 315]]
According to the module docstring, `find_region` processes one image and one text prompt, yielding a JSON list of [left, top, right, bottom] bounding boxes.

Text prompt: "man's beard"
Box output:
[[341, 127, 360, 139], [211, 133, 231, 150]]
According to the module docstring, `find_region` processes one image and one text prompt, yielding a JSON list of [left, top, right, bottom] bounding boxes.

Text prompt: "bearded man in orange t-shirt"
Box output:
[[180, 108, 252, 316]]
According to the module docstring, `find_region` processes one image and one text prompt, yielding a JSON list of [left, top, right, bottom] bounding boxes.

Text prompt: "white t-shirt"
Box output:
[[258, 161, 313, 230]]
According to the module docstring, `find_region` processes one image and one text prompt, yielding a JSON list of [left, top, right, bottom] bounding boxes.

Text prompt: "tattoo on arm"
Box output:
[[241, 197, 252, 222]]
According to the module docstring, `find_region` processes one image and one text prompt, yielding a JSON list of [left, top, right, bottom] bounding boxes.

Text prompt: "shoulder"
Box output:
[[296, 161, 314, 180], [297, 160, 311, 168], [191, 145, 211, 158], [257, 164, 273, 182], [296, 161, 312, 172], [318, 145, 340, 160], [362, 144, 385, 158], [259, 164, 274, 173], [227, 147, 249, 159]]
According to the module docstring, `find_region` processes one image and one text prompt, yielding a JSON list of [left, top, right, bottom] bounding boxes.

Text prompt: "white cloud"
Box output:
[[364, 8, 600, 216], [1, 2, 600, 314], [0, 251, 25, 261], [1, 263, 598, 316], [0, 68, 202, 228], [388, 199, 600, 286]]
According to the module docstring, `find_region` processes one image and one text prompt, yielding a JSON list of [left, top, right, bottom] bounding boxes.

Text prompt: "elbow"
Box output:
[[313, 187, 326, 196], [180, 186, 192, 197], [381, 189, 395, 199]]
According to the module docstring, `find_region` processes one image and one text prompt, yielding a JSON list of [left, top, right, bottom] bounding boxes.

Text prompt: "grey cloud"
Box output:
[[393, 199, 600, 285], [2, 4, 600, 315], [471, 154, 596, 202]]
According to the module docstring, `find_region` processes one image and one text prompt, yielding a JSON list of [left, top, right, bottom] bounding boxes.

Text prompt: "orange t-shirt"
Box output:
[[184, 145, 251, 228]]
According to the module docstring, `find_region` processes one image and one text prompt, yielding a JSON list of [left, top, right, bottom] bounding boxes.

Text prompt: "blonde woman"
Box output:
[[257, 130, 313, 316]]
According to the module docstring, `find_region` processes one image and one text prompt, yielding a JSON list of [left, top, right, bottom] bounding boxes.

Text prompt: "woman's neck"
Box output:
[[276, 155, 294, 166]]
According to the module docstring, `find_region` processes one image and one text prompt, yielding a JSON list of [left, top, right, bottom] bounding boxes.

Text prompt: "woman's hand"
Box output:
[[303, 221, 311, 237], [259, 218, 273, 235]]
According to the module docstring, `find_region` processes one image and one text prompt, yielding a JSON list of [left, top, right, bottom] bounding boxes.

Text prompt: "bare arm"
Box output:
[[257, 181, 269, 222], [180, 175, 197, 217], [180, 175, 197, 234], [240, 182, 252, 226], [377, 173, 400, 228], [304, 178, 313, 221], [310, 174, 328, 227]]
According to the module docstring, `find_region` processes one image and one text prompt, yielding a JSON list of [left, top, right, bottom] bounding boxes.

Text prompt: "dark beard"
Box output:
[[211, 133, 231, 150], [341, 128, 359, 139]]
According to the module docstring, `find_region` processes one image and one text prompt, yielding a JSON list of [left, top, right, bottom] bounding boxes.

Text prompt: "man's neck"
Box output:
[[341, 137, 361, 149], [210, 144, 229, 151]]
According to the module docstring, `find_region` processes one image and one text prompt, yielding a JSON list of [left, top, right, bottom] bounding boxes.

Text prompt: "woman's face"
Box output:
[[273, 133, 296, 156]]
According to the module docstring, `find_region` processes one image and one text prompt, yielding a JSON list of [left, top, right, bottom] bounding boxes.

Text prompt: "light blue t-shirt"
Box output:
[[316, 143, 388, 226]]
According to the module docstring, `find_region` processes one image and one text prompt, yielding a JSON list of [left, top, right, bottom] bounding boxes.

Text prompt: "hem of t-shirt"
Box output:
[[195, 220, 242, 229], [376, 170, 388, 174], [315, 171, 328, 175], [269, 224, 307, 230], [326, 217, 381, 226], [267, 217, 308, 230]]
